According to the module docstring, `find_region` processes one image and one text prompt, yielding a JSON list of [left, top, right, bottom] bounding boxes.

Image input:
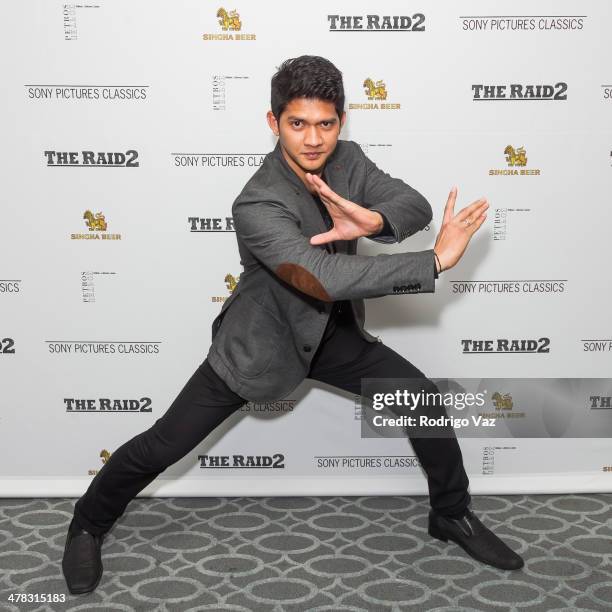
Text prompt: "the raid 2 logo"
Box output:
[[65, 398, 152, 412], [461, 338, 551, 353], [472, 83, 567, 101], [327, 14, 425, 31], [188, 217, 235, 232], [45, 150, 139, 167], [197, 454, 285, 468], [590, 396, 612, 409], [0, 338, 16, 354]]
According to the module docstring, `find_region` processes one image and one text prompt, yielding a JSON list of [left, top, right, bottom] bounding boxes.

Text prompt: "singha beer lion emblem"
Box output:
[[363, 78, 388, 100], [224, 273, 240, 293], [504, 145, 527, 167], [492, 392, 513, 411], [83, 210, 107, 231], [100, 449, 112, 464], [217, 8, 242, 31]]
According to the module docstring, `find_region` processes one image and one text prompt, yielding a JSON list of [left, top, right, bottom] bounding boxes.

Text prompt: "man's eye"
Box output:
[[291, 120, 302, 127]]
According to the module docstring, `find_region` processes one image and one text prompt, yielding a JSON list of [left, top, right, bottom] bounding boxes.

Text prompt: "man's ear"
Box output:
[[267, 110, 279, 137], [339, 111, 347, 132]]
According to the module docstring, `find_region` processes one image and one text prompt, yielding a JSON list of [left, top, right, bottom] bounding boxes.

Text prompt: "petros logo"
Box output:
[[80, 270, 117, 303], [212, 272, 240, 303], [88, 449, 112, 476], [461, 338, 551, 353], [472, 83, 568, 101], [65, 397, 152, 412], [489, 145, 541, 176], [71, 210, 121, 240], [197, 454, 285, 468], [492, 207, 531, 241], [202, 7, 256, 41], [478, 392, 526, 419], [188, 216, 235, 232], [44, 150, 139, 167], [349, 77, 400, 110], [327, 14, 426, 32]]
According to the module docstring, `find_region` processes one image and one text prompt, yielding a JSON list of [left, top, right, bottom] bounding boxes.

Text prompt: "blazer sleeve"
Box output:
[[355, 142, 433, 245], [233, 197, 436, 302]]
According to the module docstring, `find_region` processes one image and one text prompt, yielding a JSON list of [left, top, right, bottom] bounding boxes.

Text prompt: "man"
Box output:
[[62, 55, 522, 595]]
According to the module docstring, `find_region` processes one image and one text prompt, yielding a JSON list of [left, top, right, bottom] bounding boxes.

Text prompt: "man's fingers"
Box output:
[[467, 210, 487, 234], [308, 173, 343, 205], [310, 229, 339, 246], [443, 186, 458, 225], [456, 198, 488, 222]]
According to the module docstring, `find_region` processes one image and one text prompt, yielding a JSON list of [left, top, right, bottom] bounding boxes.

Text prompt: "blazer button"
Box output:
[[303, 345, 312, 352]]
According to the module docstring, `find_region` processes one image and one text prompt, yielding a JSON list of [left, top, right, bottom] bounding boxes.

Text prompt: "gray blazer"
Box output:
[[206, 139, 436, 401]]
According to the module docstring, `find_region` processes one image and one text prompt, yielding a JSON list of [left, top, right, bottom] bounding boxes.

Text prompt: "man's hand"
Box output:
[[305, 173, 384, 245], [434, 187, 489, 273]]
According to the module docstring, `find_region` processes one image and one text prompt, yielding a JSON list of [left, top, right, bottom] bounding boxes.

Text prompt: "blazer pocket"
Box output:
[[222, 293, 281, 379]]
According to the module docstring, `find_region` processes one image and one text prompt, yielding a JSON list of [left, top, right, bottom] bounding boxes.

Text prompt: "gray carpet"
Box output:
[[0, 494, 611, 611]]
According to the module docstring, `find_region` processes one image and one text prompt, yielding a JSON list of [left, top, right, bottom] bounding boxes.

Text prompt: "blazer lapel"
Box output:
[[322, 159, 350, 255]]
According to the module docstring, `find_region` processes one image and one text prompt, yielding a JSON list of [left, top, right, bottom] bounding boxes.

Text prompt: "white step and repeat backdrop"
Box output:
[[1, 1, 611, 496]]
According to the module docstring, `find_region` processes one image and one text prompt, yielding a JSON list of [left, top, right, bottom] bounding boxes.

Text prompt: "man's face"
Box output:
[[267, 97, 346, 180]]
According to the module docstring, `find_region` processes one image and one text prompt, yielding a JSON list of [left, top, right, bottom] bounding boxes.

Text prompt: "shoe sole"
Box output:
[[428, 524, 524, 571], [64, 563, 103, 595]]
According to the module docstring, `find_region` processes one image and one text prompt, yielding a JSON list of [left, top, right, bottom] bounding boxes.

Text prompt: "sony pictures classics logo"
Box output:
[[203, 7, 256, 40]]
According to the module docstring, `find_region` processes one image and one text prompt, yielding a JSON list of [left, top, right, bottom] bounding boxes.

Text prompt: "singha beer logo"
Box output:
[[489, 145, 541, 176], [84, 210, 107, 231], [212, 273, 240, 303], [479, 392, 525, 420], [203, 7, 256, 40], [225, 273, 240, 293], [88, 449, 112, 475], [505, 145, 527, 167], [492, 392, 513, 410], [71, 211, 121, 240], [363, 78, 387, 100], [217, 7, 241, 30], [349, 77, 400, 110]]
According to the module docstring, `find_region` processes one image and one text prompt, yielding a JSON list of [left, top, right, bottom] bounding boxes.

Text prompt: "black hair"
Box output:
[[270, 55, 345, 121]]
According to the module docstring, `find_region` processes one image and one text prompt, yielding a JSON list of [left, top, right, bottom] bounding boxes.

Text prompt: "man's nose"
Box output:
[[304, 125, 323, 147]]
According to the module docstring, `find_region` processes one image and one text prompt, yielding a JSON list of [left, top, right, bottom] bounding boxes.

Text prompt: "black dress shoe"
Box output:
[[428, 507, 524, 570], [62, 518, 104, 594]]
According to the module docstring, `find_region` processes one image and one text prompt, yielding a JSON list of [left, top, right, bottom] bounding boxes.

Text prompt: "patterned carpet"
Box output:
[[0, 493, 611, 611]]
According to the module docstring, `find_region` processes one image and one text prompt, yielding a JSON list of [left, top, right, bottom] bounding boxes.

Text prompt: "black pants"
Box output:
[[74, 308, 471, 536]]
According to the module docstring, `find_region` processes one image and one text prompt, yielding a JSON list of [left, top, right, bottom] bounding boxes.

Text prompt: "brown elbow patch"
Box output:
[[275, 263, 332, 301]]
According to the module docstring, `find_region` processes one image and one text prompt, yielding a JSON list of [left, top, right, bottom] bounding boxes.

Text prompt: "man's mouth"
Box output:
[[303, 152, 323, 160]]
